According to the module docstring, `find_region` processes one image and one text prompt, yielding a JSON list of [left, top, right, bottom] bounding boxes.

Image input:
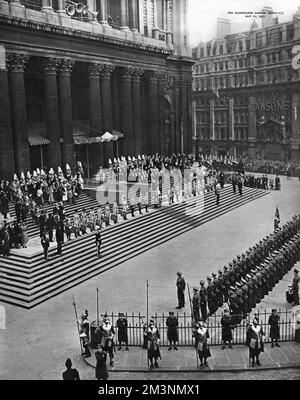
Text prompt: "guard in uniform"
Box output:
[[176, 271, 186, 309], [199, 280, 208, 321], [166, 311, 179, 350], [206, 276, 217, 316], [116, 312, 129, 351], [221, 309, 234, 349], [99, 317, 116, 367], [192, 287, 200, 323]]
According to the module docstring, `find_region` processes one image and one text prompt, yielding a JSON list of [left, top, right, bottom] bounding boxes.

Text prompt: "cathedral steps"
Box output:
[[0, 186, 269, 308]]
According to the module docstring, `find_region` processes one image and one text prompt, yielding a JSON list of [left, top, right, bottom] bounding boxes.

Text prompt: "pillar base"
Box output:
[[41, 6, 55, 13], [0, 0, 9, 15], [120, 25, 130, 31], [100, 20, 109, 26], [9, 1, 25, 18]]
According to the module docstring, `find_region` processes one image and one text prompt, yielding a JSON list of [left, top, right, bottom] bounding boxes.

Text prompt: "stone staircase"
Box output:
[[0, 186, 269, 308]]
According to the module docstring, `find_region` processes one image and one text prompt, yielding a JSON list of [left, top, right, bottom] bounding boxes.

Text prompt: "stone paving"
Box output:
[[0, 175, 299, 380]]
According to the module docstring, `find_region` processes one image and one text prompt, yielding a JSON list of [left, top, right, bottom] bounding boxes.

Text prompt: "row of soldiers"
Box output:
[[192, 215, 300, 323]]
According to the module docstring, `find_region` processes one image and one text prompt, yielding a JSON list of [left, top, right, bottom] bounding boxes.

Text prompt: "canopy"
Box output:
[[28, 133, 50, 146]]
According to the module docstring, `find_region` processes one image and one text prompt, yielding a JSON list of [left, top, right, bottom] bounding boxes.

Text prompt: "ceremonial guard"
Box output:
[[73, 210, 80, 238], [112, 202, 119, 224], [166, 311, 179, 350], [246, 317, 265, 367], [268, 309, 280, 348], [96, 205, 103, 229], [95, 229, 102, 257], [80, 209, 88, 234], [122, 196, 128, 220], [147, 319, 161, 369], [193, 320, 211, 369], [88, 208, 96, 232], [199, 280, 208, 321], [64, 215, 72, 241], [222, 266, 231, 302], [192, 287, 200, 323], [99, 317, 116, 367], [116, 313, 129, 351], [95, 344, 109, 380], [79, 313, 91, 358], [104, 202, 110, 226], [176, 271, 186, 309], [220, 309, 234, 349]]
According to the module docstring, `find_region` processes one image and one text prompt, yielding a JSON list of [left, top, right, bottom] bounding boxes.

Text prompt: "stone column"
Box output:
[[248, 93, 256, 157], [158, 72, 166, 154], [7, 53, 30, 174], [174, 78, 180, 153], [100, 0, 108, 24], [131, 0, 138, 31], [121, 67, 134, 155], [0, 50, 15, 178], [148, 70, 160, 154], [88, 63, 103, 167], [43, 58, 61, 170], [132, 67, 144, 155], [57, 59, 75, 170], [100, 64, 114, 164], [120, 0, 129, 30]]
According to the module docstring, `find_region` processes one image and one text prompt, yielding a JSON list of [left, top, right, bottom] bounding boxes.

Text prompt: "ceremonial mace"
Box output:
[[72, 294, 83, 355]]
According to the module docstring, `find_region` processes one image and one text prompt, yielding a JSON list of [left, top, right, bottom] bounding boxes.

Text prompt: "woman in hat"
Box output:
[[193, 320, 211, 369], [95, 344, 109, 380], [246, 317, 265, 367], [268, 309, 280, 348]]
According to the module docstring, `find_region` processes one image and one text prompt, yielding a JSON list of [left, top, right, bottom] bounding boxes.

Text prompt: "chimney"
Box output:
[[217, 18, 231, 39], [261, 6, 274, 29]]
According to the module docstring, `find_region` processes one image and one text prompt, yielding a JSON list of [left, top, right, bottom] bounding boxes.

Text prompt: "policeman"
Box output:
[[192, 287, 200, 323], [176, 271, 186, 309]]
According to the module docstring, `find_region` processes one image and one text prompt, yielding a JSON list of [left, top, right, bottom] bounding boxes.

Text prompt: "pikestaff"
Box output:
[[146, 279, 150, 371], [187, 283, 199, 369], [72, 294, 83, 355], [96, 288, 99, 328]]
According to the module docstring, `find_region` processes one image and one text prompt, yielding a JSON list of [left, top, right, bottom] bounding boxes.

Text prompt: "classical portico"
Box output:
[[0, 0, 193, 177]]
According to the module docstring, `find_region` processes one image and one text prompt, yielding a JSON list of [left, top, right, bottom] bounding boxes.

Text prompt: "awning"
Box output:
[[28, 133, 50, 146], [27, 122, 50, 146], [74, 136, 104, 145]]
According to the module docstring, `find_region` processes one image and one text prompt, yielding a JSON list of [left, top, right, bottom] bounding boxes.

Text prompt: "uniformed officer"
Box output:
[[192, 287, 200, 323], [222, 266, 231, 302], [207, 276, 217, 316], [176, 271, 186, 309], [199, 280, 208, 321]]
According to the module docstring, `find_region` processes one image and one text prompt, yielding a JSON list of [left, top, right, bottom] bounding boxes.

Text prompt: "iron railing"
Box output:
[[95, 309, 294, 347]]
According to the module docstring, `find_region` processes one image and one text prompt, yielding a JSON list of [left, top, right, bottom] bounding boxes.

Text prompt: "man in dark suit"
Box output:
[[62, 358, 80, 380], [56, 222, 63, 255], [95, 229, 102, 257], [176, 271, 186, 309], [41, 233, 50, 260]]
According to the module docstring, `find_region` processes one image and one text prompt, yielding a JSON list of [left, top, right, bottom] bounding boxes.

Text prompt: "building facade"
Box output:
[[0, 0, 193, 178], [192, 9, 300, 161]]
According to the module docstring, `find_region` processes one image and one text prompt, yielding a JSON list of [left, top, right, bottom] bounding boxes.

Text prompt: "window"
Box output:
[[219, 45, 223, 55], [239, 41, 243, 52], [287, 24, 294, 41], [256, 32, 262, 48]]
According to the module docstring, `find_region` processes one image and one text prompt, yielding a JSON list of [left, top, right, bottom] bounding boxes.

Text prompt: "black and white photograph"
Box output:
[[0, 0, 300, 385]]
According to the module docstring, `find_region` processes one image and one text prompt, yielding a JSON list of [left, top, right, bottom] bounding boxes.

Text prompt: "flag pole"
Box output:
[[187, 283, 199, 369], [146, 280, 149, 371], [72, 294, 83, 355], [96, 288, 99, 327]]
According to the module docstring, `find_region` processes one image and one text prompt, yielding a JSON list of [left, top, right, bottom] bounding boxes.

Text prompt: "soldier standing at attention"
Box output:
[[192, 287, 200, 323], [176, 271, 186, 309], [166, 311, 179, 350], [199, 280, 208, 321]]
